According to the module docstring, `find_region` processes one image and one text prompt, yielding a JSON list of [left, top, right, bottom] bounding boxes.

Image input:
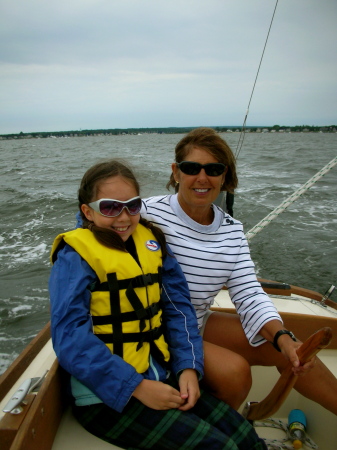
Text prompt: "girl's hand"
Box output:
[[278, 335, 316, 376], [132, 379, 185, 410], [178, 369, 200, 411]]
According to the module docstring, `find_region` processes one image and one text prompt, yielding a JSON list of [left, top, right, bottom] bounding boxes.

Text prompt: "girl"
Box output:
[[49, 160, 266, 449]]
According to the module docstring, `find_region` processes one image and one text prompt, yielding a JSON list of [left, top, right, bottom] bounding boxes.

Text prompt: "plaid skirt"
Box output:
[[73, 386, 266, 450]]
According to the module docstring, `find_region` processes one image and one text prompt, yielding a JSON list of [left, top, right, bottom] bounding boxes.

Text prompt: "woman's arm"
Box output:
[[49, 244, 143, 412], [225, 233, 283, 346], [226, 235, 315, 374]]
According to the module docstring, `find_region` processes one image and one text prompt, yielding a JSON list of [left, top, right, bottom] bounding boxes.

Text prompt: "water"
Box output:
[[0, 132, 336, 374]]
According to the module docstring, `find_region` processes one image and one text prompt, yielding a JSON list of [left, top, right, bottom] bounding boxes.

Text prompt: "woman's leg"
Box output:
[[203, 311, 337, 415], [202, 340, 252, 410], [73, 388, 267, 449]]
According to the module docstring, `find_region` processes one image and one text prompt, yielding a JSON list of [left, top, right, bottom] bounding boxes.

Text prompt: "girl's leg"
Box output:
[[204, 311, 337, 415], [188, 389, 267, 450], [73, 389, 266, 449]]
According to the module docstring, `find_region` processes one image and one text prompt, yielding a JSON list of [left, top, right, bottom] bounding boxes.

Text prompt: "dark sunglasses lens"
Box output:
[[205, 164, 226, 176], [179, 162, 225, 176], [179, 162, 201, 175], [127, 198, 142, 215], [99, 200, 122, 216]]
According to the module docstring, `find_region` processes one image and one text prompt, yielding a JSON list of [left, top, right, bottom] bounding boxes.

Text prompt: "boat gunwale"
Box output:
[[0, 322, 51, 403], [257, 278, 337, 311]]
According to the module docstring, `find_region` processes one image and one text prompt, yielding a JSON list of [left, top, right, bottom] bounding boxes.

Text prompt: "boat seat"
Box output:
[[52, 407, 122, 449]]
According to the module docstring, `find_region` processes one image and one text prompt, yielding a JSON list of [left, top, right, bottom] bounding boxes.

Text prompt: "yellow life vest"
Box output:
[[51, 225, 170, 373]]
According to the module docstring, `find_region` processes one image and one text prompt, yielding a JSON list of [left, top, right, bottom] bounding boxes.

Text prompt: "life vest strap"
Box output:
[[92, 300, 162, 325], [92, 272, 161, 292], [95, 325, 163, 344], [107, 273, 123, 357]]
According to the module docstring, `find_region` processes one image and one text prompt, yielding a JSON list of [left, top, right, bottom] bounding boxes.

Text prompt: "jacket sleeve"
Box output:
[[49, 244, 143, 412], [161, 246, 204, 378], [225, 231, 283, 346]]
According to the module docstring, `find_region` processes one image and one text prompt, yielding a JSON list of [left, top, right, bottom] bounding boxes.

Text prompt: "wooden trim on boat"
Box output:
[[281, 311, 337, 348], [288, 284, 337, 311], [0, 322, 51, 403], [0, 359, 66, 450], [210, 307, 337, 349], [258, 278, 337, 311]]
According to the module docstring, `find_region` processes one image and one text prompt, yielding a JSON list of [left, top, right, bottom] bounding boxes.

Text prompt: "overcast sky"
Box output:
[[1, 0, 336, 134]]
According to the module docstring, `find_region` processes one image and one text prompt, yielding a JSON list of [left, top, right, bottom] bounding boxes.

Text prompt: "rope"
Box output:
[[235, 0, 279, 159], [254, 418, 318, 449], [246, 156, 337, 242]]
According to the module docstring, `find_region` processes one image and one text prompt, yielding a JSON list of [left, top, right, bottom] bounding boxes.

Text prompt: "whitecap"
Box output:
[[23, 217, 44, 230], [1, 242, 48, 268], [21, 243, 48, 258], [9, 304, 33, 318], [11, 305, 32, 313]]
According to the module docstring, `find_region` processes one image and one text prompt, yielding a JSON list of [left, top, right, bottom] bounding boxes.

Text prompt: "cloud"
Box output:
[[0, 0, 336, 133]]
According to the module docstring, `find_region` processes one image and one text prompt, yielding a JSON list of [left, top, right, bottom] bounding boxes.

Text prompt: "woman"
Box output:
[[142, 127, 337, 413]]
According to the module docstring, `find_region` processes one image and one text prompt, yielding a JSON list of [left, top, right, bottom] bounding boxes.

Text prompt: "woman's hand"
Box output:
[[278, 335, 316, 376], [178, 369, 200, 411], [132, 379, 185, 410], [260, 321, 316, 376]]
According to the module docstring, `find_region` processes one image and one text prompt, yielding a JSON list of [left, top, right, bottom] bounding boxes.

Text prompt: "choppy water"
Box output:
[[0, 131, 336, 374]]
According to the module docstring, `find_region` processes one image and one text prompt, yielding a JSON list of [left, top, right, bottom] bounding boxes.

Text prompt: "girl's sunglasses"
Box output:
[[177, 161, 226, 177], [88, 196, 142, 217]]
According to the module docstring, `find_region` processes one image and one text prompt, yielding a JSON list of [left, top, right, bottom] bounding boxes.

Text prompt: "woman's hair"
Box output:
[[166, 127, 238, 193], [78, 159, 167, 257]]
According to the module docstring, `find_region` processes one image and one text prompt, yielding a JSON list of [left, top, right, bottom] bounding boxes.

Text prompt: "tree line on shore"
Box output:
[[1, 125, 336, 140]]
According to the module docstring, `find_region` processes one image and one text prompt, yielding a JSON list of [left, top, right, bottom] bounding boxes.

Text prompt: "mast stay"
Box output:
[[246, 156, 337, 241], [228, 0, 336, 242]]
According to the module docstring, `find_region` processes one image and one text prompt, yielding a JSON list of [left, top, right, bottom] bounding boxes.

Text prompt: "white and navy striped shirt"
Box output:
[[142, 194, 282, 346]]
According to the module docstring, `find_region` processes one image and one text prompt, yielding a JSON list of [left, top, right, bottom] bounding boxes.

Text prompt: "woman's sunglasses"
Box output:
[[88, 196, 142, 217], [177, 161, 226, 177]]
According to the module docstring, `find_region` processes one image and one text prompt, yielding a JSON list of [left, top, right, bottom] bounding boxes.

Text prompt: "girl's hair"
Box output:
[[166, 127, 238, 193], [78, 159, 168, 258]]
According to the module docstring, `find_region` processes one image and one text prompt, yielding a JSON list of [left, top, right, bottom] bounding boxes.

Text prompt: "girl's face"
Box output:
[[81, 175, 140, 242]]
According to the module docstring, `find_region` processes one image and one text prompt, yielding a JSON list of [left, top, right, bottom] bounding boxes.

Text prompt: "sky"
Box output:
[[1, 0, 336, 134]]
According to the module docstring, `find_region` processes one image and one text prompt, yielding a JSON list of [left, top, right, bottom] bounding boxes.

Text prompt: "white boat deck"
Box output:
[[213, 288, 337, 318], [51, 348, 337, 450]]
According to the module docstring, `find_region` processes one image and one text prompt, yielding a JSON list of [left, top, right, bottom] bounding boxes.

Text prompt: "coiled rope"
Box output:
[[246, 156, 337, 241], [254, 418, 318, 449]]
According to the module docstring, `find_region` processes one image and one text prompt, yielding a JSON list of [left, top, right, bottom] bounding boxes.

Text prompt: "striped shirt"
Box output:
[[142, 194, 282, 346]]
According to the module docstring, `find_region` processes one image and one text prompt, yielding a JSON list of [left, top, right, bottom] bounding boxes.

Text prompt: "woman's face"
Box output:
[[172, 146, 226, 216], [81, 175, 140, 241]]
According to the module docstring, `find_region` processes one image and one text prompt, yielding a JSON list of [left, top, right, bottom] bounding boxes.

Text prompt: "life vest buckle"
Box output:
[[147, 302, 161, 318], [142, 273, 154, 286]]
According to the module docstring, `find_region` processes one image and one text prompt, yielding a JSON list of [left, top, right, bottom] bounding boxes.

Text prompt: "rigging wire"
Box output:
[[235, 0, 279, 159], [246, 156, 337, 241]]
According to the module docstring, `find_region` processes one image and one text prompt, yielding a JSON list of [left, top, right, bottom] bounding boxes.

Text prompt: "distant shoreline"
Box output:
[[1, 125, 336, 140]]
